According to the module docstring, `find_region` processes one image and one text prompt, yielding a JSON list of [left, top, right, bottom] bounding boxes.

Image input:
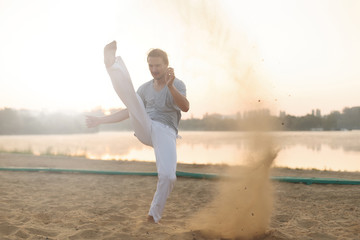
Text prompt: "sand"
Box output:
[[0, 152, 359, 240]]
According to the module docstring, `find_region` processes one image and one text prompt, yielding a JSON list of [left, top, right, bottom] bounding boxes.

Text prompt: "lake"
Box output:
[[0, 131, 359, 172]]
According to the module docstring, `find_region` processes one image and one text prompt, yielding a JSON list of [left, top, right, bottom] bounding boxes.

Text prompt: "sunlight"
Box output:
[[0, 0, 359, 116]]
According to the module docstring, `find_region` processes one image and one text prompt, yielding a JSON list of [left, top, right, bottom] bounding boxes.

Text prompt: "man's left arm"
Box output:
[[166, 67, 189, 112], [168, 84, 189, 112]]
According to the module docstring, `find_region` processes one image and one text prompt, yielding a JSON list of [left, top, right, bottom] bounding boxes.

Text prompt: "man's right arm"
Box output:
[[86, 109, 129, 128]]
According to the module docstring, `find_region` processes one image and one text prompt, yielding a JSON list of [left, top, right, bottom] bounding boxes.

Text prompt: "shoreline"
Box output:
[[1, 152, 359, 177]]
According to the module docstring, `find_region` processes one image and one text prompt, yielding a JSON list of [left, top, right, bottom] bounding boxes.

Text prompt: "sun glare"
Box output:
[[0, 0, 359, 116]]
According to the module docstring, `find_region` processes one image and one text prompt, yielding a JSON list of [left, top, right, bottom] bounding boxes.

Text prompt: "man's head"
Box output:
[[147, 48, 169, 81], [147, 48, 169, 66]]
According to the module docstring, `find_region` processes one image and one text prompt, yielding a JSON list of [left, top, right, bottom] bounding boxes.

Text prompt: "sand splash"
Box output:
[[168, 1, 279, 238], [189, 134, 277, 239]]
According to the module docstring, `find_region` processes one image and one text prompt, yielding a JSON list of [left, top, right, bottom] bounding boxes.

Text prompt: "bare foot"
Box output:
[[104, 41, 117, 67], [147, 215, 156, 223]]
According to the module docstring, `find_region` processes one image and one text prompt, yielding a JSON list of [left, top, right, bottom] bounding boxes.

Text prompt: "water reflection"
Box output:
[[176, 132, 360, 171], [0, 131, 359, 171], [273, 131, 360, 153]]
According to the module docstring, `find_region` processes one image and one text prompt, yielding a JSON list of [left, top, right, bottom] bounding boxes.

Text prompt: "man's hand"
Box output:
[[165, 67, 175, 87], [86, 115, 101, 128], [164, 67, 190, 112]]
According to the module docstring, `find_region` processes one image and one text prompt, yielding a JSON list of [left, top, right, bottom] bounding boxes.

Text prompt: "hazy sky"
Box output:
[[1, 0, 359, 118]]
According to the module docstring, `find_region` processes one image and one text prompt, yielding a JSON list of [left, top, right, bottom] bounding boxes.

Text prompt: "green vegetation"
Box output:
[[0, 106, 359, 134], [0, 146, 33, 155], [180, 107, 360, 131]]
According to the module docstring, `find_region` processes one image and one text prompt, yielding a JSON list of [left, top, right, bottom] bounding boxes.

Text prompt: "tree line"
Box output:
[[180, 107, 360, 131], [0, 106, 359, 135]]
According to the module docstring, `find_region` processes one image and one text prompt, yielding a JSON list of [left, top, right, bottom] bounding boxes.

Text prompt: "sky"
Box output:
[[0, 0, 359, 118]]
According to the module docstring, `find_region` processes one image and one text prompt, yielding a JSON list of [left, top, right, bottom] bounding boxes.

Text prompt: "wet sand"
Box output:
[[0, 153, 359, 240]]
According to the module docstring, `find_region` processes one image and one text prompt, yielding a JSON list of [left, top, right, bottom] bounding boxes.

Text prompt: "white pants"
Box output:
[[107, 57, 177, 223]]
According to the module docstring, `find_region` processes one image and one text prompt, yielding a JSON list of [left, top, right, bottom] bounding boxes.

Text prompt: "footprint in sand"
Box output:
[[24, 227, 58, 238], [307, 232, 337, 240], [68, 229, 102, 239], [274, 214, 292, 223], [0, 222, 19, 236], [35, 212, 52, 224], [14, 229, 30, 239], [108, 215, 127, 222], [297, 218, 318, 229]]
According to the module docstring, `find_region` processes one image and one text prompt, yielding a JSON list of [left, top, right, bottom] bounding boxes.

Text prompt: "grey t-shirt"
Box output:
[[137, 78, 186, 133]]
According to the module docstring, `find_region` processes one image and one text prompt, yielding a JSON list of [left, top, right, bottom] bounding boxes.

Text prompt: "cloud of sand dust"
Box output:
[[189, 135, 278, 239]]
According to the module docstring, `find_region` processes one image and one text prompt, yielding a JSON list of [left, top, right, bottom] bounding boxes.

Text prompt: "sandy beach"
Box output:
[[0, 152, 359, 240]]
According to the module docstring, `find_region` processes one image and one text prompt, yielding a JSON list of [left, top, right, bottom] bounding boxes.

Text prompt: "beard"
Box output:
[[152, 71, 166, 81]]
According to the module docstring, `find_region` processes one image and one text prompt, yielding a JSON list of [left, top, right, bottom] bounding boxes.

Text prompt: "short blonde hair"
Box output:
[[147, 48, 169, 65]]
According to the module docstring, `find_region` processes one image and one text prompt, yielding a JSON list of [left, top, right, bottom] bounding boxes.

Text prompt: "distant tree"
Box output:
[[0, 108, 20, 134], [339, 107, 360, 130], [323, 111, 341, 130]]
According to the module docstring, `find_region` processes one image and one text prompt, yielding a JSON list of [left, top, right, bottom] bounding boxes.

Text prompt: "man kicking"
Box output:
[[86, 41, 189, 223]]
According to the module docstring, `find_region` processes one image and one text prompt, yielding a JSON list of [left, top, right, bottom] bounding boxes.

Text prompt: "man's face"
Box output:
[[148, 57, 168, 81]]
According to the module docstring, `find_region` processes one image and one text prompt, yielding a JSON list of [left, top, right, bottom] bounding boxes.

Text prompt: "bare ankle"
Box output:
[[147, 215, 156, 223]]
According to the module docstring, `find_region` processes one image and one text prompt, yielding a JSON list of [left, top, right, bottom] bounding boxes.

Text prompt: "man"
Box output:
[[86, 41, 189, 223]]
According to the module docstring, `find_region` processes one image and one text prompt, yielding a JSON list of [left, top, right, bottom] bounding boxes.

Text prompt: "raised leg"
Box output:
[[105, 41, 152, 146]]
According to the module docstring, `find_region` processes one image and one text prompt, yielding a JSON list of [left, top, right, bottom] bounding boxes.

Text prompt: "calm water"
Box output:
[[0, 131, 359, 172]]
